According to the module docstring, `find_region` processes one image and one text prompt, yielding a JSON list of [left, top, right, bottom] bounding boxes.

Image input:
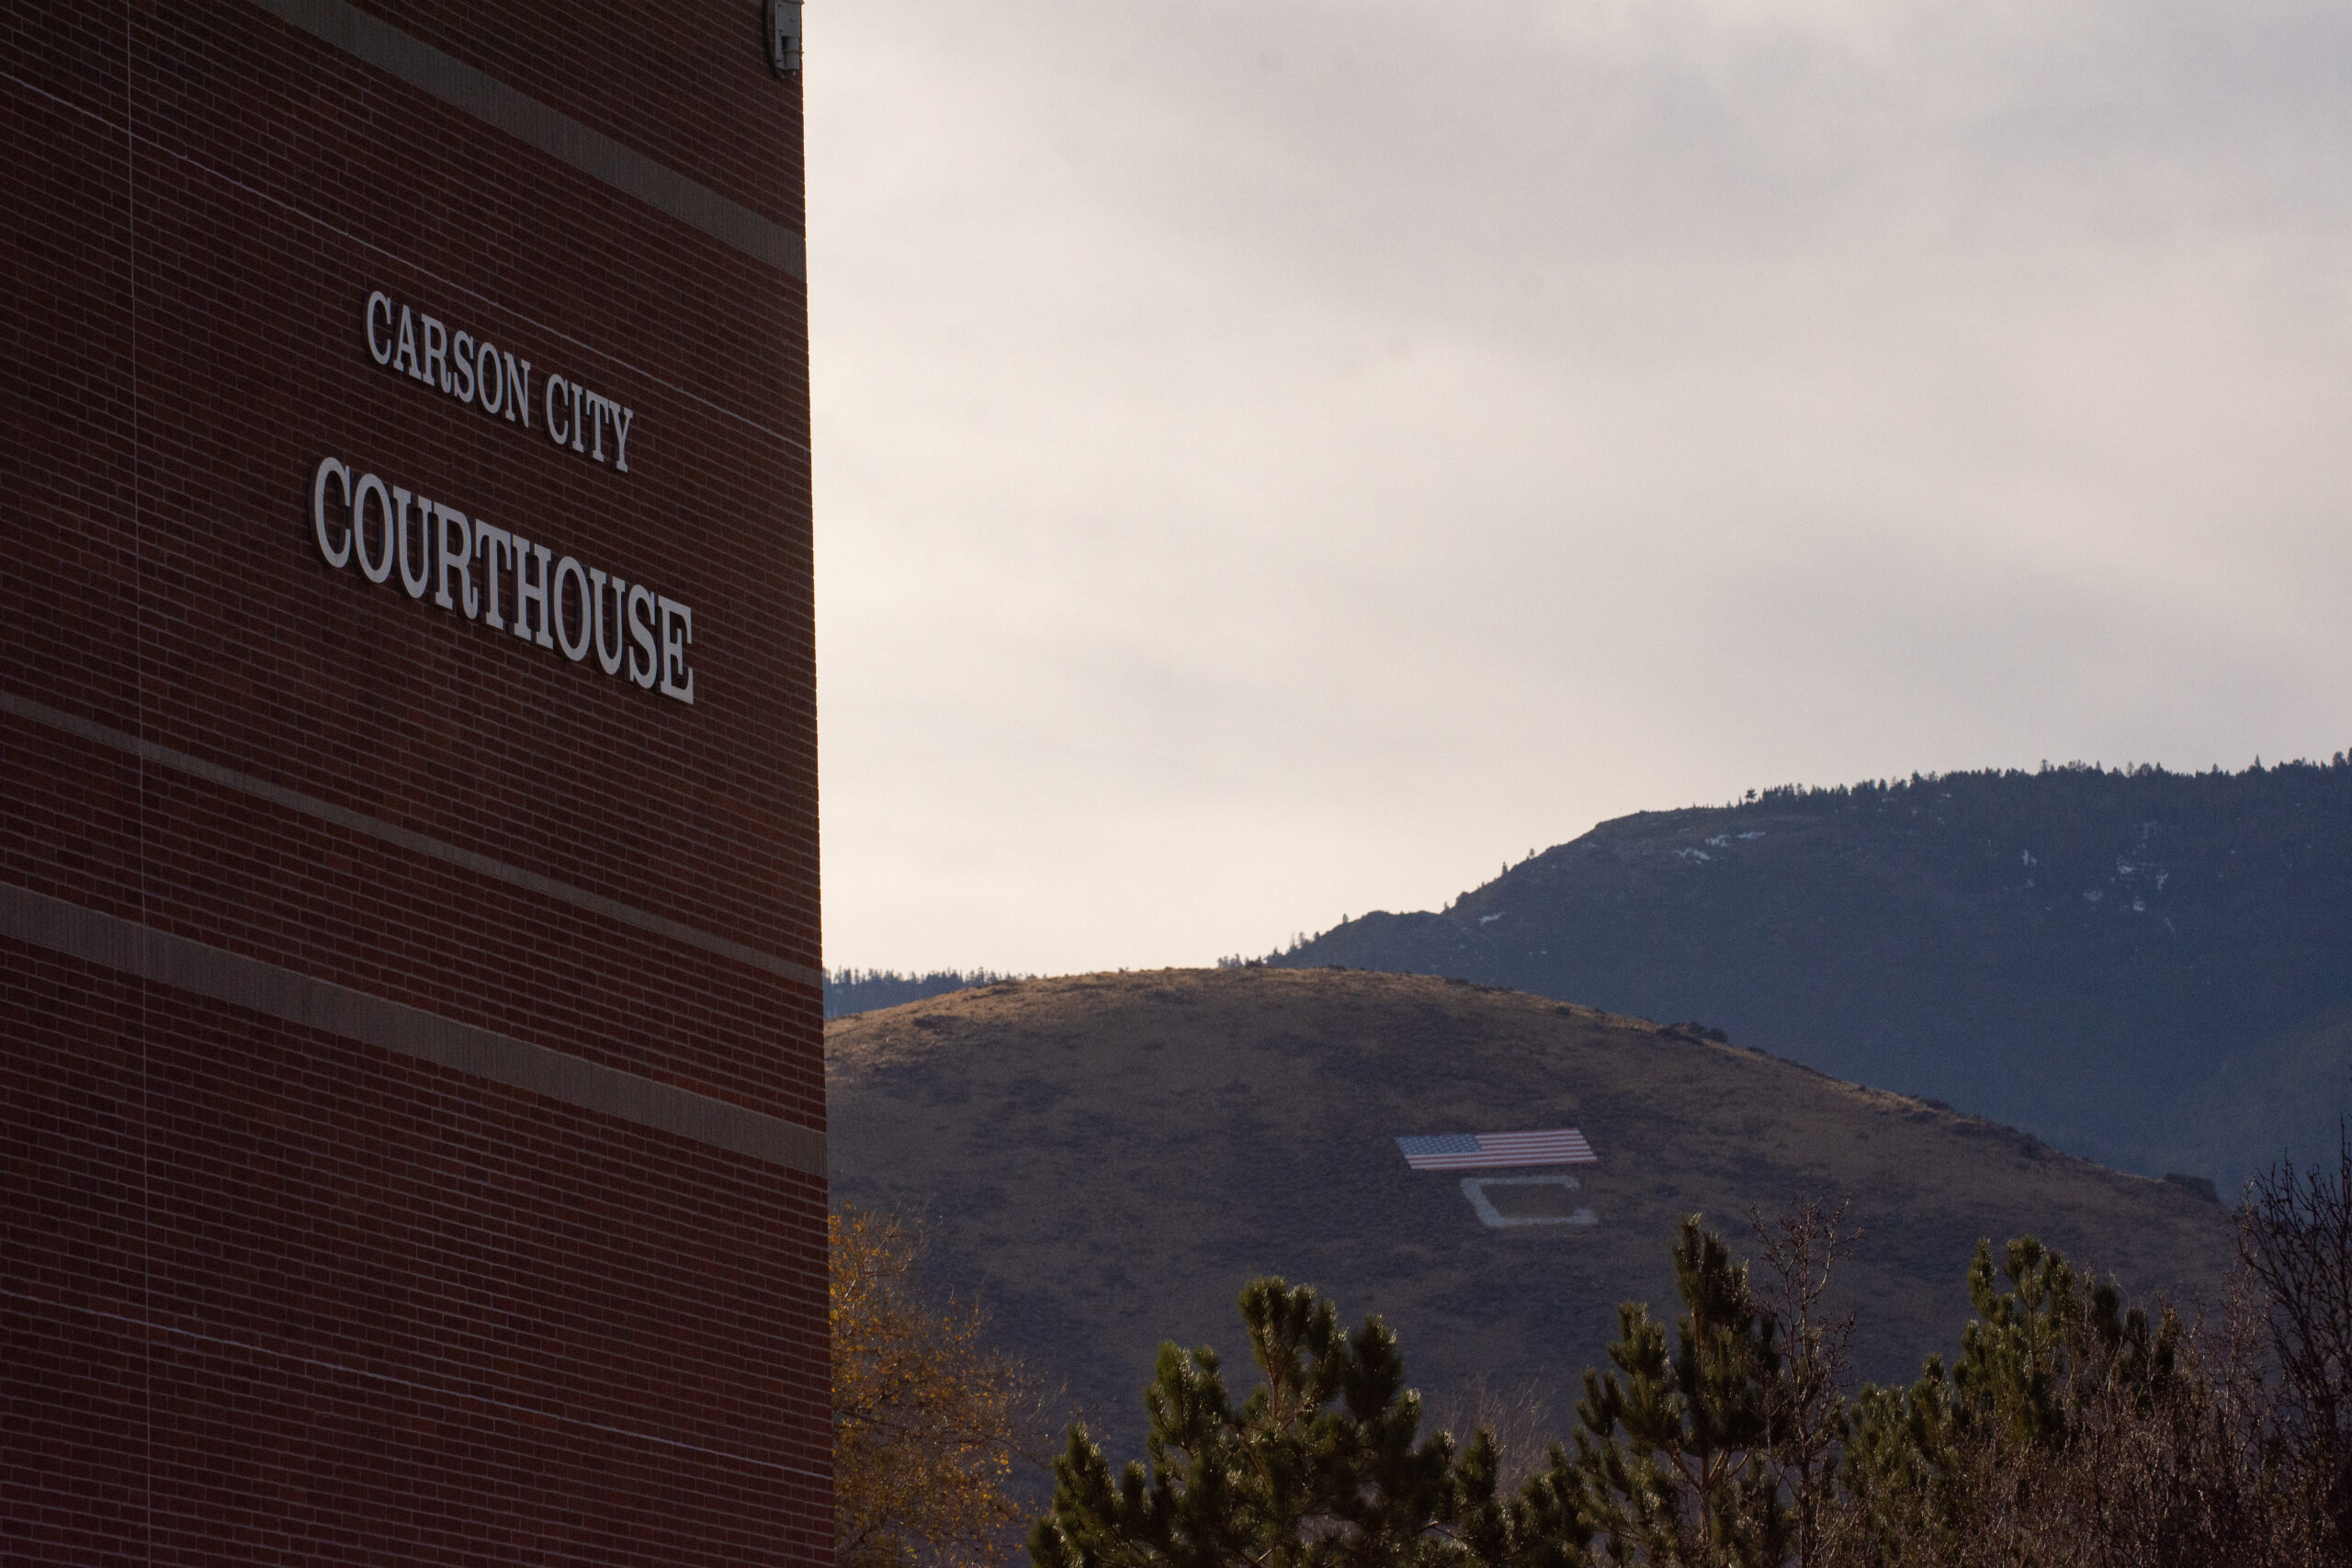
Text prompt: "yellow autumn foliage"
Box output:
[[831, 1207, 1045, 1568]]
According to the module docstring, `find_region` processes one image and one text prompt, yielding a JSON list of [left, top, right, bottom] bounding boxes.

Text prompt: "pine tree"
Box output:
[[1537, 1216, 1794, 1568], [1842, 1236, 2194, 1565], [1028, 1277, 1475, 1568]]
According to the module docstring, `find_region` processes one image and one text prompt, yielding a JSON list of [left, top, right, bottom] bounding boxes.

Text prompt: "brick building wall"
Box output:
[[3, 3, 827, 1562]]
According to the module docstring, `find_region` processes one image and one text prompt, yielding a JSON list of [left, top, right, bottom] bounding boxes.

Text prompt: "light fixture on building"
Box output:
[[766, 0, 803, 75]]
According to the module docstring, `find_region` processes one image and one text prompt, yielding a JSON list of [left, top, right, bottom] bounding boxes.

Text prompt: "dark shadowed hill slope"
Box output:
[[1269, 761, 2352, 1192], [827, 967, 2234, 1464]]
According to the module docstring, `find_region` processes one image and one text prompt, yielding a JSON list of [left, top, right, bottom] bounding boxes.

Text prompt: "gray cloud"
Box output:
[[810, 0, 2352, 972]]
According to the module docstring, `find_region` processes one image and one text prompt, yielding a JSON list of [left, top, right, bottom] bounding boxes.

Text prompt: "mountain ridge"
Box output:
[[1266, 760, 2352, 1191]]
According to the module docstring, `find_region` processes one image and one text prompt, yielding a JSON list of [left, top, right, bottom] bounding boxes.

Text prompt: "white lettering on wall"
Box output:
[[312, 457, 353, 568], [311, 454, 695, 705], [365, 289, 637, 472], [353, 474, 396, 584], [626, 584, 660, 689]]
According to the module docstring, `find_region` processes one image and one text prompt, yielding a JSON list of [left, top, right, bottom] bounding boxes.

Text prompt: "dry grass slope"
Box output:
[[827, 966, 2235, 1460]]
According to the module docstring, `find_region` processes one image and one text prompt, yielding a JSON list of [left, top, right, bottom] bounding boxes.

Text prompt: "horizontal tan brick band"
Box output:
[[0, 881, 827, 1176], [0, 689, 822, 990], [246, 0, 807, 279]]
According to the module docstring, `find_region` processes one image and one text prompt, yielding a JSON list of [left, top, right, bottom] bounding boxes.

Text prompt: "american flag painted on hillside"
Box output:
[[1395, 1129, 1597, 1171]]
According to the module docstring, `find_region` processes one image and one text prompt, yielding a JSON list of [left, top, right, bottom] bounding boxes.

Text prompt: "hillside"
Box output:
[[1270, 761, 2352, 1193], [826, 966, 2236, 1465], [824, 967, 1013, 1020]]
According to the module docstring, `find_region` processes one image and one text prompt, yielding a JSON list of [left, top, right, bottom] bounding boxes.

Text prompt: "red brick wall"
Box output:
[[3, 3, 827, 1561]]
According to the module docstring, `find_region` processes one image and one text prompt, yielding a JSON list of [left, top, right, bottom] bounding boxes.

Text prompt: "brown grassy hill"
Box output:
[[825, 966, 2236, 1461]]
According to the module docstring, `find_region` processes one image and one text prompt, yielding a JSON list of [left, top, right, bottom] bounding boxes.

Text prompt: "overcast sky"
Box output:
[[807, 0, 2352, 976]]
